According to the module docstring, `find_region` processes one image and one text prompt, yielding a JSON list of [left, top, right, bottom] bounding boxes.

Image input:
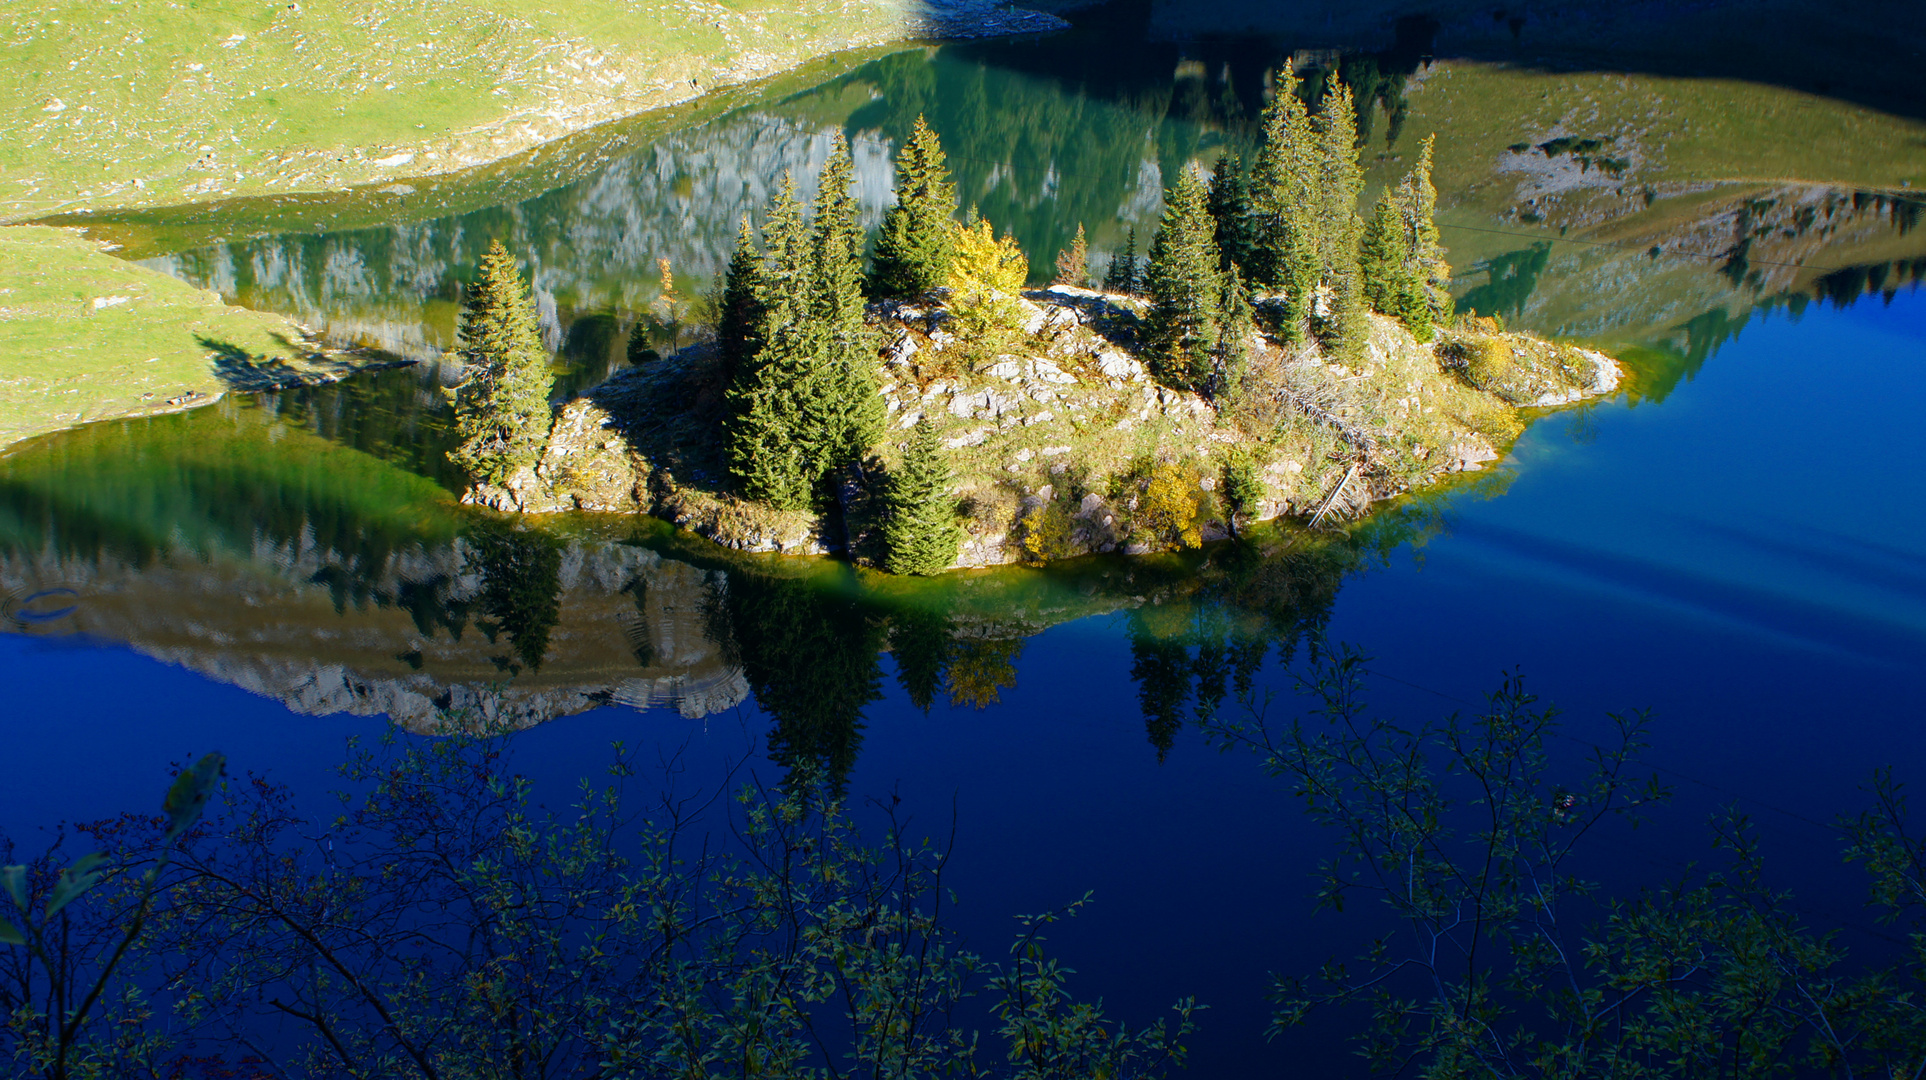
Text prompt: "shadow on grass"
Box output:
[[200, 336, 314, 393]]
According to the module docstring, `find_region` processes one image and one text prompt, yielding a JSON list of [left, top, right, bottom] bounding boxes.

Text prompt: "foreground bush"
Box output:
[[0, 728, 1195, 1079]]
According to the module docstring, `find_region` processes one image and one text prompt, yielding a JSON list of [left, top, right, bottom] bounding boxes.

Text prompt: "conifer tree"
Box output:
[[1143, 166, 1223, 393], [1250, 60, 1320, 340], [715, 216, 766, 390], [1357, 135, 1452, 343], [1315, 82, 1365, 285], [756, 174, 812, 344], [1213, 262, 1256, 401], [1316, 82, 1370, 367], [1207, 152, 1256, 275], [1396, 134, 1452, 340], [727, 175, 820, 508], [451, 240, 554, 486], [1054, 222, 1089, 287], [871, 114, 958, 299], [1359, 196, 1413, 317], [882, 419, 961, 576], [1103, 226, 1141, 294], [811, 135, 885, 472]]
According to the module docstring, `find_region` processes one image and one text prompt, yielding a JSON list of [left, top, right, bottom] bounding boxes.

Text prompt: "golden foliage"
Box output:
[[1465, 336, 1515, 387], [945, 218, 1030, 340], [1139, 462, 1203, 549], [1019, 500, 1077, 562]]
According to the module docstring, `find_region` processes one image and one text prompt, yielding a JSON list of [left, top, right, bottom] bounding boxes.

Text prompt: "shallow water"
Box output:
[[6, 11, 1926, 1074]]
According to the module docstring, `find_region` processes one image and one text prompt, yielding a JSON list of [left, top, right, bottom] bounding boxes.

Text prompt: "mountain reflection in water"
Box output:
[[0, 370, 1464, 788], [82, 18, 1921, 403]]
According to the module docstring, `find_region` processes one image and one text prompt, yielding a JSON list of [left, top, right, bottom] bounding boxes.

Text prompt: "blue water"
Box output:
[[6, 288, 1921, 1072]]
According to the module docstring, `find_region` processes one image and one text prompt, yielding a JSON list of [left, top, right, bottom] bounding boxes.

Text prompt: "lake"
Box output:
[[5, 7, 1925, 1074]]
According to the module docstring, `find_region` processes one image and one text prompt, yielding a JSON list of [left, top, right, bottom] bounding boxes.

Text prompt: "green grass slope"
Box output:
[[0, 225, 379, 449], [0, 0, 920, 223]]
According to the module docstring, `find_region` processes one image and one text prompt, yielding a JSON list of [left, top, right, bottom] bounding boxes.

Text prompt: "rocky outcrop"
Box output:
[[515, 284, 1620, 571], [466, 398, 649, 515]]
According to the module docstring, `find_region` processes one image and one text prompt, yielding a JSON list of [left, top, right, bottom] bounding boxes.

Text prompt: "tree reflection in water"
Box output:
[[467, 520, 565, 675], [705, 566, 884, 791]]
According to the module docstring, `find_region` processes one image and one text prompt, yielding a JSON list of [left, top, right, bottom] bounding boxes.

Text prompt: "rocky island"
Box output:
[[457, 69, 1623, 572], [472, 284, 1617, 566]]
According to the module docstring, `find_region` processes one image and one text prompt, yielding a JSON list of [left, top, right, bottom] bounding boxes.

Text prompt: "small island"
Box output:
[[453, 63, 1620, 573]]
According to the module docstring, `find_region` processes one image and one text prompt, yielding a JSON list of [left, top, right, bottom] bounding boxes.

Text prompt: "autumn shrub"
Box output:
[[1139, 462, 1203, 549], [946, 217, 1031, 348], [1019, 499, 1078, 562]]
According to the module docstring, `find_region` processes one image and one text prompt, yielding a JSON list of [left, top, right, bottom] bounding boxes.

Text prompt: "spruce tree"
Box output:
[[811, 134, 884, 474], [715, 216, 766, 390], [451, 239, 554, 486], [725, 147, 885, 509], [1250, 60, 1320, 340], [1359, 196, 1412, 317], [1315, 82, 1365, 285], [1396, 134, 1452, 341], [1316, 83, 1370, 367], [1213, 262, 1256, 402], [1103, 226, 1141, 294], [1054, 222, 1089, 287], [1207, 152, 1256, 275], [727, 175, 818, 508], [882, 419, 961, 576], [871, 114, 958, 299], [1143, 166, 1223, 393]]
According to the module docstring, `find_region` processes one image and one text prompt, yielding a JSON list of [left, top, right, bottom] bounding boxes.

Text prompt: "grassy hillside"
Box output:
[[0, 0, 922, 223], [0, 225, 387, 448]]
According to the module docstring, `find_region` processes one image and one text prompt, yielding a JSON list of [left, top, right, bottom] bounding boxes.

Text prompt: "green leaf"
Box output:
[[2, 865, 25, 910], [0, 918, 22, 946], [162, 752, 226, 842], [44, 852, 108, 918]]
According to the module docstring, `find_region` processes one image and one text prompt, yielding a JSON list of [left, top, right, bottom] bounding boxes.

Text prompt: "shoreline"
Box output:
[[1, 2, 1066, 227], [470, 287, 1623, 570], [0, 2, 1066, 451]]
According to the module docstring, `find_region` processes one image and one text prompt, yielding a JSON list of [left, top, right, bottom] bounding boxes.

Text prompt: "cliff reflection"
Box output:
[[0, 373, 1455, 782]]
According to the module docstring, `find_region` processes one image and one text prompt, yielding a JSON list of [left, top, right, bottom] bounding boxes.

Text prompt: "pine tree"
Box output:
[[1396, 134, 1452, 341], [871, 114, 958, 299], [756, 174, 812, 348], [1359, 195, 1412, 317], [715, 216, 766, 390], [1054, 222, 1089, 287], [1316, 82, 1370, 367], [1315, 82, 1365, 285], [1143, 166, 1223, 393], [1207, 153, 1256, 275], [451, 240, 554, 486], [1213, 263, 1256, 402], [1103, 226, 1141, 294], [1356, 135, 1452, 343], [725, 148, 885, 508], [811, 134, 884, 473], [727, 174, 821, 508], [1250, 60, 1320, 340], [882, 419, 961, 576]]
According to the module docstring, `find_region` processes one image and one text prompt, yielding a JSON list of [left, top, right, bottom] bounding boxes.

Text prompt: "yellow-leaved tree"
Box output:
[[1139, 462, 1203, 549], [945, 216, 1030, 345]]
